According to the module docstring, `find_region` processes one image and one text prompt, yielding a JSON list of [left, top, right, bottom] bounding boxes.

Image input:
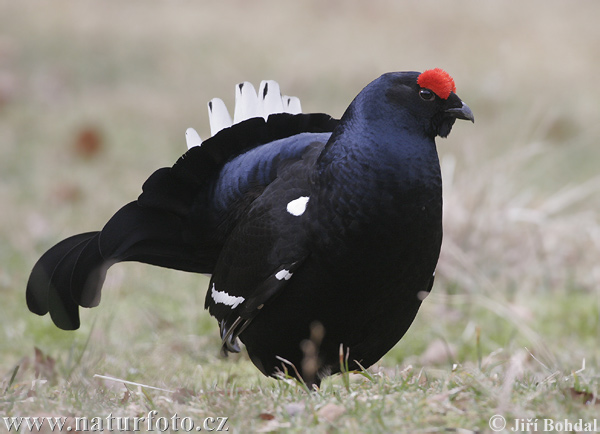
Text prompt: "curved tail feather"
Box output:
[[26, 200, 217, 330], [26, 232, 99, 329]]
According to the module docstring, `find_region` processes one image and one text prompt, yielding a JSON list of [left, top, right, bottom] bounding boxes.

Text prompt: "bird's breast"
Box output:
[[306, 178, 442, 279]]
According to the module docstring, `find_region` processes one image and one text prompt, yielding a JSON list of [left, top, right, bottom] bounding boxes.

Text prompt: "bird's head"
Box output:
[[358, 69, 474, 139]]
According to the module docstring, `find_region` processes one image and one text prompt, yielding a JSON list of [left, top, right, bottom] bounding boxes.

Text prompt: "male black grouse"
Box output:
[[26, 69, 474, 386]]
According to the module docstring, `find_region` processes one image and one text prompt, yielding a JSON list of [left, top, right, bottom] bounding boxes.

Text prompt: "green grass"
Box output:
[[1, 1, 600, 432]]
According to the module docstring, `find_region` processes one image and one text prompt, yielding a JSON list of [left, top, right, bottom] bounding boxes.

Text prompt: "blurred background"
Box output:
[[1, 0, 598, 388]]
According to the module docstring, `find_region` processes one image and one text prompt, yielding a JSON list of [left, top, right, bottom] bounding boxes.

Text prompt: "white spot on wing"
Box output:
[[211, 283, 245, 309], [286, 196, 309, 216], [275, 269, 293, 281]]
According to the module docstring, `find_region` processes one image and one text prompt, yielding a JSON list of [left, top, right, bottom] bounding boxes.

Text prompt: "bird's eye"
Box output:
[[419, 89, 435, 101]]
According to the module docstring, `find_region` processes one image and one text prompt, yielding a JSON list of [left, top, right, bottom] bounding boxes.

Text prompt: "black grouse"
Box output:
[[26, 69, 474, 386]]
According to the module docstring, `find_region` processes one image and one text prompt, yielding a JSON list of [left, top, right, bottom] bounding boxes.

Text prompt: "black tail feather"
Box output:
[[46, 235, 101, 330], [70, 233, 113, 308], [98, 201, 216, 272], [26, 201, 216, 330], [26, 232, 98, 329]]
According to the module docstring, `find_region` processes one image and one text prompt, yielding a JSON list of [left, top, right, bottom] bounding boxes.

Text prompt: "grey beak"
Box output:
[[445, 102, 475, 123]]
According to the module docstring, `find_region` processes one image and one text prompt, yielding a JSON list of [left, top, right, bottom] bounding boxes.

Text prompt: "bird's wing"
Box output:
[[204, 139, 325, 354], [138, 113, 337, 216]]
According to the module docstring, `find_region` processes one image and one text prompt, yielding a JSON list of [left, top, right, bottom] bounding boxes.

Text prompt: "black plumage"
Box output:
[[26, 70, 473, 386]]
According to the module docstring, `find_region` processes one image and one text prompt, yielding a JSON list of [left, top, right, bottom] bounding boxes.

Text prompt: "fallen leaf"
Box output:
[[33, 347, 56, 382], [120, 390, 131, 405], [173, 387, 195, 403], [73, 126, 103, 158], [258, 413, 275, 420], [569, 387, 597, 405]]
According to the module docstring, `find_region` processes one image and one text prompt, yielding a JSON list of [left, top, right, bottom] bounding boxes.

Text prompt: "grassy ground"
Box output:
[[1, 1, 599, 432]]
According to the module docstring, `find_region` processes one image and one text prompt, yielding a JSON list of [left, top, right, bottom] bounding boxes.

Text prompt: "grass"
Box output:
[[1, 1, 600, 432]]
